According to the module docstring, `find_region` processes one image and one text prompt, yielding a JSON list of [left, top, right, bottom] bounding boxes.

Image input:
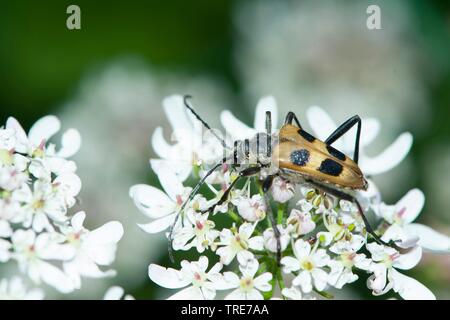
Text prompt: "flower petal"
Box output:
[[151, 127, 174, 159], [71, 211, 86, 231], [360, 132, 413, 175], [393, 246, 422, 270], [86, 221, 124, 245], [282, 287, 303, 300], [360, 118, 380, 147], [405, 223, 450, 253], [225, 288, 246, 300], [148, 264, 190, 289], [150, 159, 192, 182], [293, 239, 311, 259], [220, 110, 255, 140], [254, 272, 272, 292], [130, 184, 175, 218], [312, 268, 328, 291], [306, 106, 343, 149], [162, 95, 191, 133], [103, 286, 124, 300], [138, 214, 176, 234], [167, 286, 205, 300], [389, 269, 435, 300], [28, 115, 61, 146], [281, 256, 301, 273], [248, 236, 264, 251], [395, 189, 424, 224], [154, 165, 185, 202], [37, 261, 74, 293], [57, 129, 81, 158], [6, 117, 28, 152], [293, 271, 313, 293]]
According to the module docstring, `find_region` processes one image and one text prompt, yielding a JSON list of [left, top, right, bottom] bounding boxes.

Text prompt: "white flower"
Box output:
[[148, 256, 227, 300], [287, 209, 316, 236], [103, 286, 134, 300], [263, 225, 290, 253], [223, 252, 272, 300], [11, 229, 75, 293], [306, 106, 412, 176], [130, 164, 191, 234], [220, 96, 278, 141], [366, 242, 434, 300], [0, 277, 44, 300], [61, 212, 124, 289], [172, 210, 219, 253], [236, 194, 266, 222], [216, 223, 264, 265], [15, 175, 81, 232], [375, 189, 450, 252], [321, 208, 361, 243], [270, 177, 295, 203], [6, 116, 80, 178], [327, 235, 371, 289], [151, 95, 223, 181], [1, 115, 123, 297], [281, 239, 330, 293]]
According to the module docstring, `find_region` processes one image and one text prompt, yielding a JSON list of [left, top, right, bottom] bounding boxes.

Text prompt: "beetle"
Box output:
[[168, 95, 396, 262]]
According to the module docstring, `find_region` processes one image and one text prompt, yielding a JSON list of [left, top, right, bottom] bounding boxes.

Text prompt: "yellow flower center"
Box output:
[[240, 277, 254, 292], [32, 199, 45, 210], [301, 258, 314, 271], [0, 149, 13, 166], [231, 234, 249, 251]]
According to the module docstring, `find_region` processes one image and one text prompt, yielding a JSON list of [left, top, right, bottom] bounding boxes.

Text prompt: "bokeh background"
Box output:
[[1, 0, 449, 299]]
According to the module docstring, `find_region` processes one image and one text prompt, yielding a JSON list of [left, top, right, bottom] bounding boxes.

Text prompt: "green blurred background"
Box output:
[[1, 0, 449, 299]]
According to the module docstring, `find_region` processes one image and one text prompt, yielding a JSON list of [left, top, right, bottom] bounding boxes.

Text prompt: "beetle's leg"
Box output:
[[265, 111, 272, 158], [284, 112, 302, 128], [304, 180, 398, 248], [168, 159, 226, 262], [262, 175, 281, 265], [201, 166, 262, 214], [325, 115, 361, 164]]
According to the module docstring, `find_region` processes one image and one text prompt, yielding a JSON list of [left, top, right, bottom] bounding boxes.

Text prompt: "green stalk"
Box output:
[[228, 211, 240, 224], [276, 268, 286, 298], [277, 203, 286, 225]]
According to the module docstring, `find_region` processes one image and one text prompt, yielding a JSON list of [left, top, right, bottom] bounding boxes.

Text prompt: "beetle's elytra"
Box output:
[[274, 123, 368, 190]]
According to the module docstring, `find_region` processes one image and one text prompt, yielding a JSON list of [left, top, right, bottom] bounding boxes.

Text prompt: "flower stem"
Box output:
[[227, 211, 240, 224], [276, 268, 286, 297], [277, 203, 286, 225]]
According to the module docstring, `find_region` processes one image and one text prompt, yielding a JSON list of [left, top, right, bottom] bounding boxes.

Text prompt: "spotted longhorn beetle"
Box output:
[[168, 95, 399, 263]]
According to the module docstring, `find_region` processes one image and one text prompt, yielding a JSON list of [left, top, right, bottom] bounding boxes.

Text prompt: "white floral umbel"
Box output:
[[133, 96, 450, 300], [0, 116, 123, 299]]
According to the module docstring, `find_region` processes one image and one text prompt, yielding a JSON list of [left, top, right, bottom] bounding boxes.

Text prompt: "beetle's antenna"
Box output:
[[168, 159, 226, 263], [183, 95, 229, 149]]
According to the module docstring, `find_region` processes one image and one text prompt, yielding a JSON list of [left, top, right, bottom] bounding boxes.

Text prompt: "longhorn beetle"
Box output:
[[168, 95, 399, 263]]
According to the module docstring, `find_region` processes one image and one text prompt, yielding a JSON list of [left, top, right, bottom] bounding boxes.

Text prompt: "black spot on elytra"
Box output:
[[318, 158, 343, 176], [290, 149, 310, 166], [326, 145, 346, 161], [298, 129, 316, 142]]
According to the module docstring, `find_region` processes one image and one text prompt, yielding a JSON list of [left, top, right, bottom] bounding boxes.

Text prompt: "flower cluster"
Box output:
[[132, 95, 450, 300], [0, 116, 123, 298]]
